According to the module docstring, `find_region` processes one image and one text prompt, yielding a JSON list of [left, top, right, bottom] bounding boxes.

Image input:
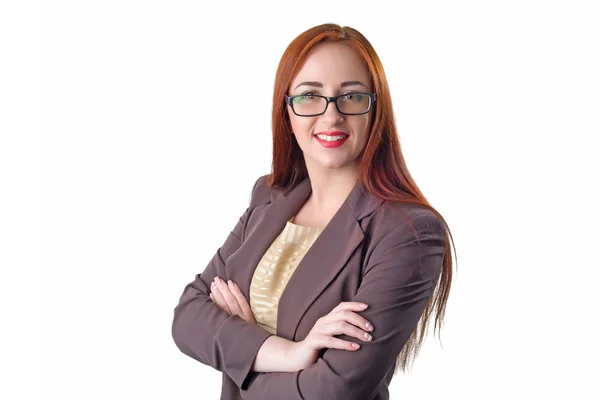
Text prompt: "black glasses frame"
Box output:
[[284, 92, 377, 117]]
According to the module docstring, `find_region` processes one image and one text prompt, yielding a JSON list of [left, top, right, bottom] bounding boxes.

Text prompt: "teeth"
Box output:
[[316, 134, 347, 142]]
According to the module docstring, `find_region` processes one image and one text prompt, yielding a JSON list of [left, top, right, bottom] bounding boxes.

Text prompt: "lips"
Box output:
[[314, 131, 349, 148], [315, 130, 349, 137]]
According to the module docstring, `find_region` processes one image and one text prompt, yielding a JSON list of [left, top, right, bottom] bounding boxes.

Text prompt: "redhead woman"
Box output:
[[172, 23, 455, 400]]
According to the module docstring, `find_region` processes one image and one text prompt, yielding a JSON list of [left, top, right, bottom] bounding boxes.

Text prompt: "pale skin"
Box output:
[[210, 277, 374, 372], [210, 41, 376, 372]]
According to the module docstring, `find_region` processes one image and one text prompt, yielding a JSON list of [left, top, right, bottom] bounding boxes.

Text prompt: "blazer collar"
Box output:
[[231, 175, 383, 341], [269, 174, 384, 221]]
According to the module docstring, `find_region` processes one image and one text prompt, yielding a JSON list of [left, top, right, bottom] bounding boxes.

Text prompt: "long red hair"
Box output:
[[267, 23, 456, 375]]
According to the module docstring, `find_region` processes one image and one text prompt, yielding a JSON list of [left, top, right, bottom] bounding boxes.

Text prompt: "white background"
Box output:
[[2, 0, 599, 399]]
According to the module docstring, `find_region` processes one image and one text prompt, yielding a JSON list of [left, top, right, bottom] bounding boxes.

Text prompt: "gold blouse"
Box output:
[[249, 217, 323, 334]]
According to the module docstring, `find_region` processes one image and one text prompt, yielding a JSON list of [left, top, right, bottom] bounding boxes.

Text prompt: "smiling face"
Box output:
[[287, 41, 374, 174]]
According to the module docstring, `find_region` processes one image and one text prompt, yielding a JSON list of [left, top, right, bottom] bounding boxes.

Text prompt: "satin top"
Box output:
[[249, 217, 323, 334]]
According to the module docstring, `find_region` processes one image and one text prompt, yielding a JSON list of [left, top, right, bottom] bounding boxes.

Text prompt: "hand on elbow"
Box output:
[[289, 301, 374, 370], [209, 276, 257, 324]]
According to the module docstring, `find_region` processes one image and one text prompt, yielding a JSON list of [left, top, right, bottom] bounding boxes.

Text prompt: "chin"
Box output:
[[313, 157, 353, 171], [304, 149, 361, 171]]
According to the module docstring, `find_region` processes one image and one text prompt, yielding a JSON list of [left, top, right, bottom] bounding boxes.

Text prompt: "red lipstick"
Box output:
[[314, 131, 349, 149]]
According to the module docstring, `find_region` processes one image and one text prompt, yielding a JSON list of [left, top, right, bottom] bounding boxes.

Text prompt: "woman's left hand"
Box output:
[[209, 277, 256, 324]]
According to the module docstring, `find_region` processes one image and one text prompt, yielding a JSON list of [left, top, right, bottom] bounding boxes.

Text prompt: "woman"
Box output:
[[172, 23, 455, 400]]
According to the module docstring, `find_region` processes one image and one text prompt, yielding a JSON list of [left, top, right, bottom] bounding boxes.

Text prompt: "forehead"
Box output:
[[290, 42, 371, 88]]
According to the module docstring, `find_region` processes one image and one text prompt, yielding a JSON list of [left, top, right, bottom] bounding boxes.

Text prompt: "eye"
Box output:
[[341, 92, 365, 102], [301, 91, 318, 97]]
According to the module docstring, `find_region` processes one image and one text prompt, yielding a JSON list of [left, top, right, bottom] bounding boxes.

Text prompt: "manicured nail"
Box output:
[[359, 303, 368, 308], [352, 343, 360, 348], [366, 322, 372, 330], [227, 280, 233, 287]]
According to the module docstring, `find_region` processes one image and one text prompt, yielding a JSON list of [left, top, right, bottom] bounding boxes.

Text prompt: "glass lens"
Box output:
[[337, 94, 371, 114], [292, 95, 327, 116], [291, 94, 372, 115]]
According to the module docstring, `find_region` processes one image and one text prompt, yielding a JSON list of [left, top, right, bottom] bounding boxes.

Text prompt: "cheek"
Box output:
[[289, 114, 313, 136], [352, 117, 371, 141], [287, 108, 299, 132]]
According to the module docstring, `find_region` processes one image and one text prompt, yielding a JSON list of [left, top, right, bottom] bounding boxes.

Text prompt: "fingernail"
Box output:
[[359, 303, 368, 308], [352, 343, 360, 349], [227, 280, 233, 287]]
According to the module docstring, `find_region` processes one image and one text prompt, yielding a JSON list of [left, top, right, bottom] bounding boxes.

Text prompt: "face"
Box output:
[[287, 41, 374, 174]]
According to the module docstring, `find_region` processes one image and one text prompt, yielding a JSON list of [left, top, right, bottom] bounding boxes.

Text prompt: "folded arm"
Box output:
[[171, 176, 274, 389], [240, 211, 447, 400]]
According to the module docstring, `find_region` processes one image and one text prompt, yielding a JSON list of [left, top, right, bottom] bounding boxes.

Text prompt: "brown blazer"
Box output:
[[172, 174, 446, 400]]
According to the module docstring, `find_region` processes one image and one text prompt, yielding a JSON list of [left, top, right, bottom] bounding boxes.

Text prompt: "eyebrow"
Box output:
[[293, 81, 368, 90]]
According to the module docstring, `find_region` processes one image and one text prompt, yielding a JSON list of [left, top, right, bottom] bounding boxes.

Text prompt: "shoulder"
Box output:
[[362, 200, 447, 250], [359, 200, 447, 280], [248, 173, 275, 208]]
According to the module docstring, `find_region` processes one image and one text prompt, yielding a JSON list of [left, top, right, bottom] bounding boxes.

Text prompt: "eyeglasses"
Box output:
[[284, 92, 376, 117]]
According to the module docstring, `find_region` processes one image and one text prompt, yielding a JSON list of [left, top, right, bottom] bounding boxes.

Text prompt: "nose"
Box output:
[[320, 98, 344, 123]]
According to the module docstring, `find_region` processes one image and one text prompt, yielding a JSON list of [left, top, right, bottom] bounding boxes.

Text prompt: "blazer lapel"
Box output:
[[227, 175, 382, 342], [276, 192, 365, 341], [227, 177, 313, 324]]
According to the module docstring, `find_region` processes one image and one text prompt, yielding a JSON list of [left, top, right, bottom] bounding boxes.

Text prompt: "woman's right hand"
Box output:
[[287, 301, 374, 371]]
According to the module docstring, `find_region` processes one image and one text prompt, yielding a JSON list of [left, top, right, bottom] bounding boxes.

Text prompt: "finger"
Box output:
[[210, 282, 231, 314], [322, 320, 373, 342], [323, 309, 373, 333], [211, 285, 231, 314], [226, 281, 254, 321], [331, 301, 369, 313], [214, 278, 243, 317], [309, 333, 361, 352], [341, 310, 374, 332]]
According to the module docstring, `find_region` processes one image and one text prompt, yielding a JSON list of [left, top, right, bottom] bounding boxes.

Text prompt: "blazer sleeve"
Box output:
[[171, 174, 274, 390], [240, 211, 447, 400]]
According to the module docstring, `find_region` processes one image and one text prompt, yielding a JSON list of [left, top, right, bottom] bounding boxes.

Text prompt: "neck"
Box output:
[[304, 162, 360, 210]]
